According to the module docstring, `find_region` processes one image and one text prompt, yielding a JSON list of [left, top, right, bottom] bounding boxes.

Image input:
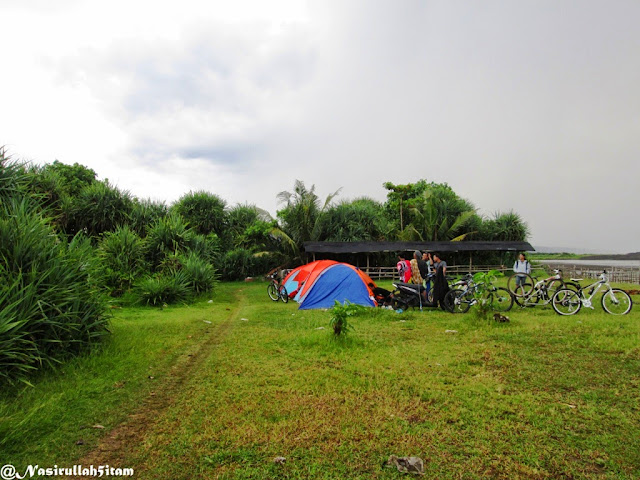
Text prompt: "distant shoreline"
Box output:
[[531, 252, 640, 261], [581, 252, 640, 261], [539, 258, 640, 268]]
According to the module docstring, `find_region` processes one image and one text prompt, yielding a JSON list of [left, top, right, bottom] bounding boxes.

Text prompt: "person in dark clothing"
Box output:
[[416, 251, 429, 280], [431, 252, 450, 310]]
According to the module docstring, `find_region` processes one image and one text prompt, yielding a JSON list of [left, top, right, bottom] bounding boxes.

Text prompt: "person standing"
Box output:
[[513, 253, 531, 291], [396, 254, 411, 283], [410, 250, 424, 285], [421, 251, 434, 297], [432, 252, 450, 310]]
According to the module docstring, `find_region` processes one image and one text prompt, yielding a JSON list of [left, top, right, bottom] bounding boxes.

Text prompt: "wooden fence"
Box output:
[[539, 263, 640, 285], [282, 263, 639, 285], [364, 263, 640, 284], [364, 264, 518, 280]]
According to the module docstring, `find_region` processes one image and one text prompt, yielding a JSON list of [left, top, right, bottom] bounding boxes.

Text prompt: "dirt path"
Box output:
[[69, 291, 244, 478]]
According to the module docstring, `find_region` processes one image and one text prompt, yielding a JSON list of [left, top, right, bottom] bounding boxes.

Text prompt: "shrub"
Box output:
[[180, 252, 218, 295], [189, 233, 221, 264], [144, 212, 194, 270], [218, 248, 255, 281], [472, 270, 503, 321], [97, 226, 146, 296], [0, 148, 29, 205], [329, 301, 364, 336], [172, 190, 227, 236], [136, 270, 191, 306], [129, 198, 168, 237], [65, 181, 134, 237], [0, 199, 109, 386]]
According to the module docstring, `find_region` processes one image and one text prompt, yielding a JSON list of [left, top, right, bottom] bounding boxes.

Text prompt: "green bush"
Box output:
[[0, 199, 109, 386], [217, 248, 282, 281], [189, 233, 221, 264], [218, 248, 255, 281], [144, 212, 195, 270], [172, 190, 227, 236], [97, 226, 146, 296], [129, 198, 168, 237], [180, 252, 218, 295], [0, 149, 29, 205], [472, 270, 503, 321], [329, 301, 364, 336], [136, 270, 191, 306], [65, 181, 134, 237]]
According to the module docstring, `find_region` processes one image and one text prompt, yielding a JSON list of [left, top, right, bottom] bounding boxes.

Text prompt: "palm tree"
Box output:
[[481, 211, 530, 241], [276, 180, 341, 259], [315, 197, 392, 242], [405, 184, 478, 241]]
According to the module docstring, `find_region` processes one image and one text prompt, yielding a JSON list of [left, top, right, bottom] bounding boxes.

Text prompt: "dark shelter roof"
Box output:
[[303, 241, 535, 254]]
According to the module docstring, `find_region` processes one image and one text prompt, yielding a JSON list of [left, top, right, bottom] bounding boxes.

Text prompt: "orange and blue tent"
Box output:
[[282, 261, 377, 310]]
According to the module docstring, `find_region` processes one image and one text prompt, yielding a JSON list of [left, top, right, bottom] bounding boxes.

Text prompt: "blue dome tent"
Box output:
[[298, 263, 376, 310]]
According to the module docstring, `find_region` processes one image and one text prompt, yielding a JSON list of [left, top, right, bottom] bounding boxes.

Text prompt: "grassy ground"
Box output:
[[1, 282, 639, 479]]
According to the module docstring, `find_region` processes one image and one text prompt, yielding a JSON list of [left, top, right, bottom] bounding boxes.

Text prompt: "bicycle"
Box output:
[[507, 269, 565, 307], [551, 270, 632, 316], [445, 273, 513, 314], [267, 271, 289, 303]]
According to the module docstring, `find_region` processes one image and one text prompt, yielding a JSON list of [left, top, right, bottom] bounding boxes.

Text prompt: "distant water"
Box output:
[[539, 259, 640, 268]]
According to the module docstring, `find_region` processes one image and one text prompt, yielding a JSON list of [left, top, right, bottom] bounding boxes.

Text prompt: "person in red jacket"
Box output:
[[396, 254, 411, 283]]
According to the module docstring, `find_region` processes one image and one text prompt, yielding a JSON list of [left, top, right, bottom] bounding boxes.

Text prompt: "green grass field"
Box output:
[[1, 281, 639, 479]]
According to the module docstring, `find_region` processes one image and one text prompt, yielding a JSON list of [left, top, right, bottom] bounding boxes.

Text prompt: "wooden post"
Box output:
[[366, 253, 370, 274]]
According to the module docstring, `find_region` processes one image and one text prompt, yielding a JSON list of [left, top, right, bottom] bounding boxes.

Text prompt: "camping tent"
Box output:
[[283, 261, 377, 310], [282, 260, 338, 302]]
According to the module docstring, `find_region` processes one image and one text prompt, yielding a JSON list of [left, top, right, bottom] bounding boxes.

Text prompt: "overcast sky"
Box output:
[[2, 0, 638, 253]]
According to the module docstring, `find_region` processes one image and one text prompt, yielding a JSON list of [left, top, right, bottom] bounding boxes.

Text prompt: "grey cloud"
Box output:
[[44, 1, 640, 252], [57, 23, 317, 170]]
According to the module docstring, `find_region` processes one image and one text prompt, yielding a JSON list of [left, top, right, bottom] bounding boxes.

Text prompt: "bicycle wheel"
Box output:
[[488, 287, 514, 312], [563, 281, 582, 292], [444, 289, 471, 314], [267, 283, 279, 301], [513, 284, 538, 307], [601, 289, 632, 315], [552, 289, 582, 315], [541, 279, 565, 304], [279, 285, 289, 303], [507, 274, 534, 297]]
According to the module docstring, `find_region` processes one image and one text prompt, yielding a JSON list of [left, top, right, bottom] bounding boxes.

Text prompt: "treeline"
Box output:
[[0, 148, 529, 384]]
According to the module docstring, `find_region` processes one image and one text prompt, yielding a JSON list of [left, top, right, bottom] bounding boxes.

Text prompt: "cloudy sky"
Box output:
[[2, 0, 639, 253]]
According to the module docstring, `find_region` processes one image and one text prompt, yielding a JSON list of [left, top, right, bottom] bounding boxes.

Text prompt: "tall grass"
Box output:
[[180, 252, 218, 294], [145, 212, 195, 270], [0, 147, 28, 204], [0, 199, 110, 385], [136, 270, 191, 306]]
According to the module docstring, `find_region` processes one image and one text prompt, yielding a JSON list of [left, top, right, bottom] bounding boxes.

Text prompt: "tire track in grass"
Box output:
[[70, 290, 246, 477]]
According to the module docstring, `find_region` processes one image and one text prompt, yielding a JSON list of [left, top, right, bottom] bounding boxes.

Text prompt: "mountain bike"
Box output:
[[551, 270, 632, 316], [445, 273, 513, 314], [508, 269, 565, 307], [267, 271, 289, 303]]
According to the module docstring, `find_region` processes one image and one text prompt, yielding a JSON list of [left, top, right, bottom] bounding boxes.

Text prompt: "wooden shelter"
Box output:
[[303, 241, 535, 272]]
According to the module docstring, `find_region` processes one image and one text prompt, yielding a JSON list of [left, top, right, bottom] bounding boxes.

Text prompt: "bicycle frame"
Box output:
[[573, 273, 608, 309], [450, 279, 485, 308], [515, 270, 562, 307]]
